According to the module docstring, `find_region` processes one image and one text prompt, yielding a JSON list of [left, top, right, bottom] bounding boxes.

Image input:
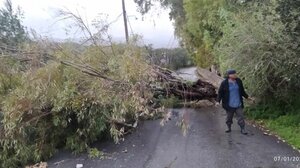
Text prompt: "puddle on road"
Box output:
[[161, 108, 192, 136]]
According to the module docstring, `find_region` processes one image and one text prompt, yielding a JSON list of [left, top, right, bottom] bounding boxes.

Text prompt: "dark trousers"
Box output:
[[226, 107, 245, 129]]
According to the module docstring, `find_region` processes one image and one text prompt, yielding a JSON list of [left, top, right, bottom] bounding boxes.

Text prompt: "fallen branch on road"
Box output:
[[151, 66, 217, 100]]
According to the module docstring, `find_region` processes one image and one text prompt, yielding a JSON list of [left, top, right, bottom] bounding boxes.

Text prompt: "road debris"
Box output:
[[76, 164, 83, 168]]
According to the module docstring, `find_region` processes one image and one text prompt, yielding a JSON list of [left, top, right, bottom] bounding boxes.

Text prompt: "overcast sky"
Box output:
[[0, 0, 178, 48]]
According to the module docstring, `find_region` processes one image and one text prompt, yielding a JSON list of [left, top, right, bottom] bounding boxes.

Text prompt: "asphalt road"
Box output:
[[47, 67, 300, 168]]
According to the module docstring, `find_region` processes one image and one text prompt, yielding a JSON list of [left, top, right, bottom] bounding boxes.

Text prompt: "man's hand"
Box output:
[[247, 97, 255, 104], [247, 97, 255, 101]]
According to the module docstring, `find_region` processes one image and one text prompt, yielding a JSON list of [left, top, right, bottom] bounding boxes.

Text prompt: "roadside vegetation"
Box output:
[[0, 1, 162, 167], [136, 0, 300, 149], [0, 1, 204, 166], [247, 100, 300, 149]]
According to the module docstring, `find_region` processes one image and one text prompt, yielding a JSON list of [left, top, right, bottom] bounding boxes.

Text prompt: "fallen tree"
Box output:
[[152, 66, 217, 100], [197, 68, 223, 89], [0, 45, 220, 168], [58, 62, 217, 101]]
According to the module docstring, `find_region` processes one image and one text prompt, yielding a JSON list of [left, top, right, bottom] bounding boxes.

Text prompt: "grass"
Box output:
[[246, 103, 300, 149], [264, 115, 300, 149]]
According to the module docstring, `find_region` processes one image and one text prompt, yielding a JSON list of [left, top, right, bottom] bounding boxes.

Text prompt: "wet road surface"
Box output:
[[48, 107, 300, 168], [48, 67, 300, 168], [176, 67, 198, 82]]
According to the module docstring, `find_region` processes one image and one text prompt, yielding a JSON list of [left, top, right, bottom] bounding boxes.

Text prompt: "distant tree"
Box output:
[[134, 0, 223, 67], [134, 0, 152, 15], [134, 0, 186, 39], [0, 0, 27, 47], [147, 47, 192, 70]]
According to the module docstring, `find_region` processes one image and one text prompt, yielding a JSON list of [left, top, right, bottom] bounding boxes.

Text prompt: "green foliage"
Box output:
[[135, 0, 226, 67], [0, 41, 156, 167], [0, 0, 27, 46], [247, 103, 284, 120], [183, 0, 224, 66], [247, 102, 300, 149], [277, 0, 300, 43], [216, 1, 300, 103], [137, 0, 300, 101], [88, 148, 104, 159], [159, 95, 181, 108], [0, 57, 22, 104], [246, 94, 300, 149], [162, 0, 186, 37], [266, 119, 300, 149], [220, 2, 300, 148]]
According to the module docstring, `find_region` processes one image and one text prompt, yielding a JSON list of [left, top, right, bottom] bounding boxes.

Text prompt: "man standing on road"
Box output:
[[217, 69, 251, 135]]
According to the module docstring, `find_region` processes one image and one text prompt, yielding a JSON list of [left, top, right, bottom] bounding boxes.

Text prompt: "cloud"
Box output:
[[0, 0, 178, 48]]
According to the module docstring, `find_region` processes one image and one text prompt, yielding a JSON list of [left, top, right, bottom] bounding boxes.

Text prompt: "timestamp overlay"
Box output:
[[273, 155, 300, 167]]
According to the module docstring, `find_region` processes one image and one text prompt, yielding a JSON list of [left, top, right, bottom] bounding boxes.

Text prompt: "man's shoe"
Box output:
[[225, 129, 231, 133], [241, 128, 248, 135], [225, 125, 231, 133]]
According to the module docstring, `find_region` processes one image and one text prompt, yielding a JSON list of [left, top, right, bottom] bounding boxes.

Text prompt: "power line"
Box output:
[[127, 15, 134, 35], [169, 36, 176, 49], [107, 13, 123, 26]]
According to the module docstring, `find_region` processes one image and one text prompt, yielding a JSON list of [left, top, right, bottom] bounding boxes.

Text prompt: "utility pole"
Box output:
[[122, 0, 129, 43]]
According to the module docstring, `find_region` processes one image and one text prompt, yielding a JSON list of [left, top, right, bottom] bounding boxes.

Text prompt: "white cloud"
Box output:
[[0, 0, 178, 48]]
